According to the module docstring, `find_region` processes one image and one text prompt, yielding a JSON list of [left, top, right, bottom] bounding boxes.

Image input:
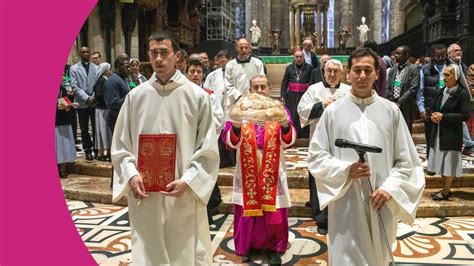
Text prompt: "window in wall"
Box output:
[[381, 0, 391, 43], [328, 0, 334, 48]]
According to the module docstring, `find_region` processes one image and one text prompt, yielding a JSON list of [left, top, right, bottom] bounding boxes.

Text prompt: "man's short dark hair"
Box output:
[[114, 56, 129, 70], [348, 47, 379, 70], [215, 49, 230, 59], [186, 58, 203, 74], [91, 51, 102, 58], [362, 40, 379, 54], [147, 30, 180, 51], [179, 48, 188, 60], [399, 45, 412, 56], [430, 44, 446, 56]]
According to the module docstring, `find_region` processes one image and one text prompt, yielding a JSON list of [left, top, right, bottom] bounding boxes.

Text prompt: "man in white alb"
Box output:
[[111, 30, 219, 265], [308, 48, 425, 265], [225, 38, 265, 105], [297, 59, 351, 234]]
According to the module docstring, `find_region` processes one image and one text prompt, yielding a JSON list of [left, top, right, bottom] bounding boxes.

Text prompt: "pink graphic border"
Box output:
[[1, 0, 98, 265]]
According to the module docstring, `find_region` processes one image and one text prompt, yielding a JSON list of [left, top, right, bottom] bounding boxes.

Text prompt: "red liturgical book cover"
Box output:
[[138, 134, 177, 191]]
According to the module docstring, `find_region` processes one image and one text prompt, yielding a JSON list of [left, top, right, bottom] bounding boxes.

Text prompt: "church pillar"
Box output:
[[87, 6, 105, 57], [290, 6, 295, 50], [339, 0, 354, 47], [323, 9, 328, 49], [295, 6, 301, 48], [371, 0, 382, 43], [390, 0, 405, 39], [316, 5, 322, 49], [114, 3, 124, 59]]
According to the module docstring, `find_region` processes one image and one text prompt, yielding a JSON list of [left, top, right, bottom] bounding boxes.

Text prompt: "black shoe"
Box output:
[[430, 190, 452, 198], [431, 191, 451, 201], [305, 201, 312, 208], [317, 222, 328, 235], [85, 152, 94, 161], [241, 256, 251, 263], [266, 250, 282, 266], [426, 171, 436, 176], [317, 227, 328, 235]]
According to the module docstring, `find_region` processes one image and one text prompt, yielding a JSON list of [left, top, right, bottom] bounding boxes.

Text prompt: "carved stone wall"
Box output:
[[271, 0, 289, 51]]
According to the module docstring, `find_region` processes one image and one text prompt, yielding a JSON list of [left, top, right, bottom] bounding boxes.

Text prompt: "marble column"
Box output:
[[114, 3, 124, 59], [295, 6, 301, 48], [290, 7, 295, 50], [271, 0, 288, 49], [260, 0, 271, 48], [338, 0, 354, 47], [371, 0, 382, 43], [323, 9, 328, 49], [131, 20, 139, 59], [67, 40, 79, 65], [316, 5, 322, 49], [87, 6, 105, 57], [390, 0, 405, 39]]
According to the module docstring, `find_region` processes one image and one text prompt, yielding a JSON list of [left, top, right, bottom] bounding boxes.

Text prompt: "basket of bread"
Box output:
[[228, 93, 288, 124]]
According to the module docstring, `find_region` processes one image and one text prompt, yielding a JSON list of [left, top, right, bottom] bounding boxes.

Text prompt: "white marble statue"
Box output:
[[249, 19, 261, 46], [357, 17, 370, 45]]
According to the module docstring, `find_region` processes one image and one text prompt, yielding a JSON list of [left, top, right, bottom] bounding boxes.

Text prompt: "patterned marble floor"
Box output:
[[68, 200, 474, 265]]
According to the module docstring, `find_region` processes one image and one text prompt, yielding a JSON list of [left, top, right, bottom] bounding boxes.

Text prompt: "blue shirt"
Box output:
[[104, 72, 130, 111]]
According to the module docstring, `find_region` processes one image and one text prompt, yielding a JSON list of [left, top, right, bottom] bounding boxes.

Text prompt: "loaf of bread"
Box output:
[[228, 93, 287, 123]]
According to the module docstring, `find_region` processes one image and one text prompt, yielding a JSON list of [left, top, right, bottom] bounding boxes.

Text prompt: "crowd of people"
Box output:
[[55, 29, 474, 265]]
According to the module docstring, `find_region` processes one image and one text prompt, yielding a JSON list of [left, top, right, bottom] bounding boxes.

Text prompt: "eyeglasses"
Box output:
[[148, 49, 172, 58], [326, 69, 341, 74]]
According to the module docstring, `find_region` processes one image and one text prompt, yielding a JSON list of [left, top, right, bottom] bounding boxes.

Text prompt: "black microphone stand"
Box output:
[[358, 151, 396, 266]]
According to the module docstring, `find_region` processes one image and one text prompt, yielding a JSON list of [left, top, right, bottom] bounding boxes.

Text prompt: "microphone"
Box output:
[[335, 139, 382, 154]]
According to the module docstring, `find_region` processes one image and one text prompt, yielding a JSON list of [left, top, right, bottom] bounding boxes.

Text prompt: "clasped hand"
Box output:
[[431, 112, 443, 124], [322, 97, 336, 108]]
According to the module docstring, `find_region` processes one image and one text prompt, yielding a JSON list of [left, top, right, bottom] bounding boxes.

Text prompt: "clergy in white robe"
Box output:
[[111, 31, 220, 265], [297, 60, 351, 138], [297, 59, 351, 234], [225, 38, 265, 105], [204, 48, 230, 111], [308, 48, 425, 266], [186, 57, 225, 224], [204, 67, 226, 110], [187, 58, 225, 134]]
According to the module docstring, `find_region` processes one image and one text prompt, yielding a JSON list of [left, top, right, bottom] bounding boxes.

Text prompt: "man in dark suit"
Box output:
[[70, 46, 99, 160], [302, 38, 319, 69], [387, 45, 420, 133], [309, 54, 331, 85]]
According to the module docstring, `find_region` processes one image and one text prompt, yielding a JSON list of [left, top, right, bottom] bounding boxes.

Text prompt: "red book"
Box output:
[[138, 134, 177, 192], [57, 96, 73, 107]]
